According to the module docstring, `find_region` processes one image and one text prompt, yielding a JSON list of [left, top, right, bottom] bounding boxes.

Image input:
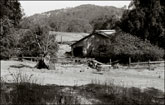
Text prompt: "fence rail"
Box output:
[[129, 60, 164, 70], [11, 56, 94, 64], [130, 60, 164, 65]]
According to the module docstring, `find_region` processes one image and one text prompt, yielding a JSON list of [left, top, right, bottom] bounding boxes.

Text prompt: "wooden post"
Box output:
[[138, 60, 139, 66], [129, 57, 131, 67], [148, 60, 151, 70], [21, 55, 23, 62], [61, 36, 62, 44], [109, 59, 111, 65]]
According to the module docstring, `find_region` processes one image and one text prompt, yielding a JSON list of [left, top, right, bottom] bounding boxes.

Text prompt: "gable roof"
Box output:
[[95, 30, 116, 35], [71, 30, 116, 46], [49, 31, 89, 43]]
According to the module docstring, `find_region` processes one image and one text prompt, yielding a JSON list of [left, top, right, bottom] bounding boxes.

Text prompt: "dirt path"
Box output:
[[1, 60, 164, 91]]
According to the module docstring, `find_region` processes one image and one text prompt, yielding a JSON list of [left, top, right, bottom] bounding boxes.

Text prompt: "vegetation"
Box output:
[[0, 71, 79, 105], [96, 31, 164, 63], [1, 77, 164, 105], [78, 83, 164, 105], [19, 2, 165, 62], [0, 0, 22, 59], [18, 24, 59, 69], [19, 24, 58, 58], [20, 4, 124, 32], [119, 0, 165, 49]]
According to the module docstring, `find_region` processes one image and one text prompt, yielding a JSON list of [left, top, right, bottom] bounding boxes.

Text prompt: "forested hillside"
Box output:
[[20, 4, 124, 32]]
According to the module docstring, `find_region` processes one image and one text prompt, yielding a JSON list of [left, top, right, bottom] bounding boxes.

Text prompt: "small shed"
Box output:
[[71, 30, 116, 58]]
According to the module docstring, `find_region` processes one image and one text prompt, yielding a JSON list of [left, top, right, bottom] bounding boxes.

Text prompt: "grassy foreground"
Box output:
[[1, 80, 164, 105]]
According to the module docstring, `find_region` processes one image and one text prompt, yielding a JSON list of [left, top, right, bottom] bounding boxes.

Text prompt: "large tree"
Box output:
[[0, 0, 22, 59], [120, 0, 165, 49], [19, 24, 59, 69]]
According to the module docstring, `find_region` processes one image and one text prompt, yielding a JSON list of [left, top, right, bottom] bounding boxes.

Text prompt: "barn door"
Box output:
[[73, 47, 83, 57]]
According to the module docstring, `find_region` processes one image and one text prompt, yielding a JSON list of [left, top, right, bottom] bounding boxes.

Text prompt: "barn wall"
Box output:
[[72, 34, 110, 57]]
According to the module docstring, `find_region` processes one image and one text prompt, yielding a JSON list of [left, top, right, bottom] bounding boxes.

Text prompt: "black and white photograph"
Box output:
[[0, 0, 165, 104]]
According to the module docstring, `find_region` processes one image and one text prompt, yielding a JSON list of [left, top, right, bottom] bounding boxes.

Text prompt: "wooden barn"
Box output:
[[71, 30, 116, 58]]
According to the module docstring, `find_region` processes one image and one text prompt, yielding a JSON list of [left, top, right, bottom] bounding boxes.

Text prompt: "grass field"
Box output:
[[1, 60, 164, 91], [1, 60, 164, 104], [1, 79, 164, 105]]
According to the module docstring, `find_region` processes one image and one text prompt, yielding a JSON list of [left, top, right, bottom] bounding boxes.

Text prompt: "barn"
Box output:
[[71, 30, 116, 58]]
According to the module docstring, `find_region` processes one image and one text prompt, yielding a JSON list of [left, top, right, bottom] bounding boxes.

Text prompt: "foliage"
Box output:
[[20, 4, 124, 32], [1, 81, 164, 105], [79, 83, 164, 105], [119, 0, 165, 49], [19, 30, 40, 57], [19, 24, 59, 60], [1, 82, 79, 104], [90, 15, 119, 31], [0, 0, 22, 59], [96, 32, 164, 63]]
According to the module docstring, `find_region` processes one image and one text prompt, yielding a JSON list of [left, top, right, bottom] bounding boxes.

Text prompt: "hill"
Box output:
[[20, 4, 125, 33]]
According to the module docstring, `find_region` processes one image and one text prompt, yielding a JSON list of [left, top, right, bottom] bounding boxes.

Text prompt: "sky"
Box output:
[[20, 1, 131, 16]]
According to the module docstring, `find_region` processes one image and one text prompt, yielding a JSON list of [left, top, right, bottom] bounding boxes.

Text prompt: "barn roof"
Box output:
[[95, 30, 116, 36], [49, 31, 89, 43], [71, 30, 116, 46]]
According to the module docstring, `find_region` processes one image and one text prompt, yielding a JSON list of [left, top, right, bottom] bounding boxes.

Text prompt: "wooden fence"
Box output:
[[11, 56, 164, 70], [11, 56, 94, 64], [129, 60, 164, 70]]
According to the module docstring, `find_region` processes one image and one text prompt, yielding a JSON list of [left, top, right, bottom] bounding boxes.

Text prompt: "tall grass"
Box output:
[[77, 79, 165, 105], [0, 70, 80, 105], [1, 69, 164, 105]]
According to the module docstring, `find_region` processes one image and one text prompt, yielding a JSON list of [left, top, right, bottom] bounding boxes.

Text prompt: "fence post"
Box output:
[[109, 59, 111, 65], [129, 57, 131, 67], [21, 55, 23, 62], [148, 60, 151, 70], [61, 36, 62, 44]]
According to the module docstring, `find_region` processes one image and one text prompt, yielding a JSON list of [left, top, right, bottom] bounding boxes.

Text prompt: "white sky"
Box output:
[[20, 1, 131, 16]]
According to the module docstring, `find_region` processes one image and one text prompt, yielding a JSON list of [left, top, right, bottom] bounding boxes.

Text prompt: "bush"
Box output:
[[98, 31, 164, 63], [0, 71, 80, 105], [78, 82, 165, 105]]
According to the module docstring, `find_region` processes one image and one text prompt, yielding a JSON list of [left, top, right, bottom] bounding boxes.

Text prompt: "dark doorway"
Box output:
[[73, 47, 83, 57]]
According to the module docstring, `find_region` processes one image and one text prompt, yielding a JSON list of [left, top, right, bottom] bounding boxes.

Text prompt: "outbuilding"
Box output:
[[71, 30, 116, 58]]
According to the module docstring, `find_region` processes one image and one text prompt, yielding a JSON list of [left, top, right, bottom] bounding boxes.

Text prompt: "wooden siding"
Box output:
[[72, 33, 110, 57]]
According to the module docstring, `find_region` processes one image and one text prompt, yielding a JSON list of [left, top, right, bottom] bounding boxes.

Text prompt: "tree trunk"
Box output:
[[35, 59, 49, 69], [35, 54, 50, 69]]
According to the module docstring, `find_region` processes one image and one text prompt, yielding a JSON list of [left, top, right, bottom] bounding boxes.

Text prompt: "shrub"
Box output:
[[78, 81, 165, 105], [98, 31, 164, 63]]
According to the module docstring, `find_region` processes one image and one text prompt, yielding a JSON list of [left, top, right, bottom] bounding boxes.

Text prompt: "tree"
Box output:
[[19, 24, 59, 69], [97, 31, 164, 63], [120, 0, 165, 49], [0, 0, 22, 59], [90, 15, 119, 31]]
